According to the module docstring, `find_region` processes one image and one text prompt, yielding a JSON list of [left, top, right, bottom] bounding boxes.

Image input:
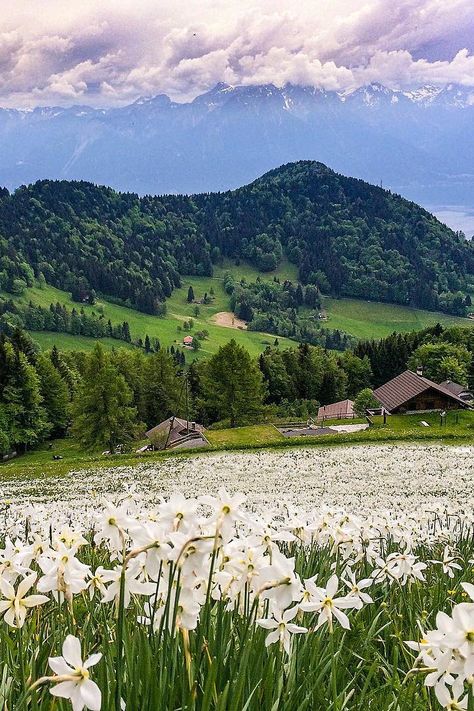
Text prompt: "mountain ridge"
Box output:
[[1, 83, 474, 206]]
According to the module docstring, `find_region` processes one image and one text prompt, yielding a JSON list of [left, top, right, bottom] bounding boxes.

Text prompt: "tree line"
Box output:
[[0, 298, 145, 347], [0, 323, 472, 455]]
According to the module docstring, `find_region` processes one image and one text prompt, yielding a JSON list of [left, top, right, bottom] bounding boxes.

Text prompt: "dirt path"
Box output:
[[212, 312, 247, 330]]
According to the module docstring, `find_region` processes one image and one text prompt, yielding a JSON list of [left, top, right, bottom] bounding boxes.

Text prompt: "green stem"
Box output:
[[330, 630, 338, 710], [115, 564, 126, 710]]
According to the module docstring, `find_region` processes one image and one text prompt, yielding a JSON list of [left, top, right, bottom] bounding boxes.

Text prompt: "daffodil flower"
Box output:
[[48, 635, 102, 711], [0, 572, 49, 628], [257, 606, 307, 654]]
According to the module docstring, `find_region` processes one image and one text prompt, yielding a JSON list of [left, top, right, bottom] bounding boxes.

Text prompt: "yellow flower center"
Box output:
[[75, 667, 89, 681]]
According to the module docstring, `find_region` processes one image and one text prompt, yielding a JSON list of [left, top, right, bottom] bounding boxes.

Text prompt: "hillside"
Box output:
[[3, 262, 470, 356], [0, 162, 472, 324], [2, 82, 474, 207]]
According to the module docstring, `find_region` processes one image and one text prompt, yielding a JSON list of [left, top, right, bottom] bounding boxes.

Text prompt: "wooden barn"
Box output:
[[373, 370, 469, 414], [317, 399, 355, 421], [145, 416, 208, 450]]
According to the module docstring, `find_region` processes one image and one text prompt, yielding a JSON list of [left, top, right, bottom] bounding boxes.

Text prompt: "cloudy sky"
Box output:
[[2, 0, 474, 107]]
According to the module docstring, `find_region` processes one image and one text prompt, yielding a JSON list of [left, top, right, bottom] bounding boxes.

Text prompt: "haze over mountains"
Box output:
[[1, 81, 474, 224]]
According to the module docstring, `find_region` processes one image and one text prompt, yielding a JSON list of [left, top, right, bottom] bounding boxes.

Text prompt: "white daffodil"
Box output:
[[431, 547, 463, 579], [37, 543, 90, 598], [94, 500, 130, 552], [0, 572, 49, 628], [100, 557, 155, 608], [157, 493, 199, 534], [257, 605, 307, 654], [48, 634, 102, 711], [299, 574, 357, 631], [200, 488, 246, 541], [434, 679, 468, 710], [443, 605, 474, 657], [342, 569, 373, 609], [258, 551, 303, 610]]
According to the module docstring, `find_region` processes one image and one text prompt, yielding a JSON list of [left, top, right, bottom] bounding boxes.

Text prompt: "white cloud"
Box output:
[[0, 0, 473, 107]]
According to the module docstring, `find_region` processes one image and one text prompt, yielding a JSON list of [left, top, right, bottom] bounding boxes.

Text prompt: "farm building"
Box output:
[[439, 380, 473, 403], [145, 416, 208, 450], [183, 335, 193, 347], [373, 370, 469, 414], [317, 399, 355, 421]]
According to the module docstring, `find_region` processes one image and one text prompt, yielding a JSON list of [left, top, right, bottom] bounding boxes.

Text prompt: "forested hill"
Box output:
[[0, 161, 472, 316]]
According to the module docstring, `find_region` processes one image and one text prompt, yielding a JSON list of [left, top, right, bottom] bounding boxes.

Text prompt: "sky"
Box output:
[[1, 0, 474, 108]]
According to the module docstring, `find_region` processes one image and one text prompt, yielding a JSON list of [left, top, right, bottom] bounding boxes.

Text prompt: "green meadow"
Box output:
[[5, 257, 472, 355]]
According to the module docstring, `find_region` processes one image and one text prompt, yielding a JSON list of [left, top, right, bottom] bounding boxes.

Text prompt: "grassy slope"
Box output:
[[321, 296, 472, 339], [1, 410, 472, 481], [8, 260, 297, 357], [6, 256, 472, 354]]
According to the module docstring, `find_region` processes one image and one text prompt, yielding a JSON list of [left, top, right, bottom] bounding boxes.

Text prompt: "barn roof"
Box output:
[[439, 380, 473, 399], [317, 399, 355, 419], [145, 416, 205, 440], [373, 370, 468, 412]]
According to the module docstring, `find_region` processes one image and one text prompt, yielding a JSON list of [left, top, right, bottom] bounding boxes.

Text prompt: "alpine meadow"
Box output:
[[0, 2, 474, 711]]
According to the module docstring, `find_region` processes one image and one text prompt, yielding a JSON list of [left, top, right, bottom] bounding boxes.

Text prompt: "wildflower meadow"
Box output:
[[0, 445, 473, 709]]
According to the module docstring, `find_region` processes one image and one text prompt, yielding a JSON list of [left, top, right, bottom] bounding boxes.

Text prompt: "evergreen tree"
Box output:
[[122, 322, 131, 343], [112, 349, 148, 424], [187, 286, 195, 303], [0, 404, 11, 455], [36, 354, 70, 436], [201, 339, 265, 427], [0, 342, 50, 451], [339, 352, 373, 397], [143, 350, 180, 428], [144, 334, 151, 353], [71, 344, 138, 450]]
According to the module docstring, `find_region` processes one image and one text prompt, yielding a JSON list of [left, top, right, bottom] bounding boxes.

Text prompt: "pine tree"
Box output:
[[201, 339, 265, 427], [143, 350, 180, 428], [36, 354, 70, 436], [1, 342, 50, 451], [187, 286, 195, 303], [144, 334, 151, 353], [122, 322, 131, 343], [71, 344, 138, 450]]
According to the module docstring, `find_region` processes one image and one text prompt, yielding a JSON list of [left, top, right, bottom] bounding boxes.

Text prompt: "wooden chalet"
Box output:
[[373, 370, 470, 414], [145, 416, 208, 450]]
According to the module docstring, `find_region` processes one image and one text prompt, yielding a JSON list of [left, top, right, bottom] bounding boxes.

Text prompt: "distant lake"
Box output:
[[429, 206, 474, 238]]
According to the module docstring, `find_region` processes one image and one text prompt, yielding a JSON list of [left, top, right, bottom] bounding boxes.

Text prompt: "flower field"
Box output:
[[0, 444, 473, 710], [2, 444, 474, 521]]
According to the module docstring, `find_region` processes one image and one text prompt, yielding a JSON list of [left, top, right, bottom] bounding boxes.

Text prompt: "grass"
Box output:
[[321, 296, 472, 339], [30, 332, 135, 352], [7, 266, 296, 358], [6, 257, 472, 355], [1, 410, 472, 482]]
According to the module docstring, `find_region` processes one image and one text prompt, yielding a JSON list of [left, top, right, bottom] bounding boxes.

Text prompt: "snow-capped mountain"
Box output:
[[1, 82, 474, 206]]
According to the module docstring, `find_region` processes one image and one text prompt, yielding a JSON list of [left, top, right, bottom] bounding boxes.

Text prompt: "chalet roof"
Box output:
[[145, 416, 205, 440], [439, 380, 473, 398], [317, 399, 355, 419], [373, 370, 468, 412]]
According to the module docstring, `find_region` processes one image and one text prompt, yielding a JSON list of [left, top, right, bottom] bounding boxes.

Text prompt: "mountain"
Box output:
[[0, 161, 472, 317], [1, 83, 474, 208]]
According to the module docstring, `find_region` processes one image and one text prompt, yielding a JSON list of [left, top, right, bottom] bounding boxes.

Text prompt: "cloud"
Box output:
[[1, 0, 473, 107]]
